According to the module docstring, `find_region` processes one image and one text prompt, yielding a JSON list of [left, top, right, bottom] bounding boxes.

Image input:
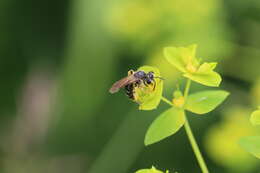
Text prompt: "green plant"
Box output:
[[135, 166, 170, 173], [123, 45, 229, 173], [239, 107, 260, 159], [204, 106, 258, 172]]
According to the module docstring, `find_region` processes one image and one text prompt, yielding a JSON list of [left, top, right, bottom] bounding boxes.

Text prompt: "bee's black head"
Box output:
[[147, 71, 154, 80], [146, 71, 154, 84]]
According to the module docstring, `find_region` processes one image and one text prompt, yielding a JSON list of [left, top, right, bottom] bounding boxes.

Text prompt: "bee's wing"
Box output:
[[109, 75, 138, 94]]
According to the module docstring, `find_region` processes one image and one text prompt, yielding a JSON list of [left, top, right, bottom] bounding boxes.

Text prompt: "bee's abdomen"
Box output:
[[124, 84, 135, 100]]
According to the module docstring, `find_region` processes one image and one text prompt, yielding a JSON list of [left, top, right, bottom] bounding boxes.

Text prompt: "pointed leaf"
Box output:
[[183, 71, 222, 87], [186, 90, 229, 114], [250, 109, 260, 126], [145, 107, 185, 145], [239, 136, 260, 159]]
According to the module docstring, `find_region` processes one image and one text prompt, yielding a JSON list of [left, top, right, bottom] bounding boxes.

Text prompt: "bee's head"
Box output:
[[146, 71, 154, 84], [147, 71, 154, 80]]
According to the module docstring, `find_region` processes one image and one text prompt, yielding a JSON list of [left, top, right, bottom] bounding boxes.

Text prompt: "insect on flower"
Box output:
[[109, 69, 163, 100]]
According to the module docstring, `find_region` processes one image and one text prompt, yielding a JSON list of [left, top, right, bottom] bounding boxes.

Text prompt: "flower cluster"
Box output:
[[111, 44, 229, 173], [134, 45, 229, 146], [135, 44, 224, 113], [164, 44, 221, 87]]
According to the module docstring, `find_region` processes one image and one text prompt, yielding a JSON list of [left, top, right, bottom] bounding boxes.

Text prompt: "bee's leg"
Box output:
[[124, 84, 130, 92], [124, 85, 130, 95], [143, 80, 149, 87], [152, 80, 156, 91], [128, 69, 135, 76]]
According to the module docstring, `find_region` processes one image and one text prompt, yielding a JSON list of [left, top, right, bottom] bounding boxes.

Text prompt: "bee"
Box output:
[[109, 69, 163, 100]]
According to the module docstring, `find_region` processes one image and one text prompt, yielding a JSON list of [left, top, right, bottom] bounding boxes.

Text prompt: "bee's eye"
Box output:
[[146, 79, 152, 84]]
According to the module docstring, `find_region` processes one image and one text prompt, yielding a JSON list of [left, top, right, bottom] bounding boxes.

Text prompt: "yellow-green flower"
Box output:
[[164, 44, 221, 87], [134, 66, 163, 110], [172, 90, 185, 108], [135, 166, 169, 173]]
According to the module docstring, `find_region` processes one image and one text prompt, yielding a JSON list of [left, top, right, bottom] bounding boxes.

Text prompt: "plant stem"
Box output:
[[161, 96, 173, 106], [161, 79, 209, 173], [183, 79, 191, 100], [183, 79, 209, 173], [183, 115, 209, 173]]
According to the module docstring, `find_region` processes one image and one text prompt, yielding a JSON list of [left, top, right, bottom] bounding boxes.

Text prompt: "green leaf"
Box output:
[[164, 45, 197, 73], [183, 71, 222, 87], [186, 90, 229, 114], [135, 166, 164, 173], [250, 109, 260, 126], [145, 107, 185, 145], [197, 62, 217, 73], [137, 66, 163, 110], [239, 136, 260, 159]]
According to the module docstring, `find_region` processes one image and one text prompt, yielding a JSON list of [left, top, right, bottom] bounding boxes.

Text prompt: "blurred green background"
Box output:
[[0, 0, 260, 172]]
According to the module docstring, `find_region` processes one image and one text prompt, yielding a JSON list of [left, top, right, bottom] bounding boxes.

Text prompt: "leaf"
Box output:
[[137, 66, 163, 110], [145, 107, 185, 145], [135, 166, 164, 173], [163, 45, 197, 73], [239, 136, 260, 159], [197, 62, 217, 73], [250, 109, 260, 126], [186, 90, 229, 114], [183, 71, 222, 87]]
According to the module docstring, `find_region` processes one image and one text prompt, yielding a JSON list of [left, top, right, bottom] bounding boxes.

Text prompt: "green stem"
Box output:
[[183, 79, 191, 100], [161, 79, 209, 173], [184, 115, 209, 173], [183, 79, 209, 173], [161, 96, 173, 106]]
